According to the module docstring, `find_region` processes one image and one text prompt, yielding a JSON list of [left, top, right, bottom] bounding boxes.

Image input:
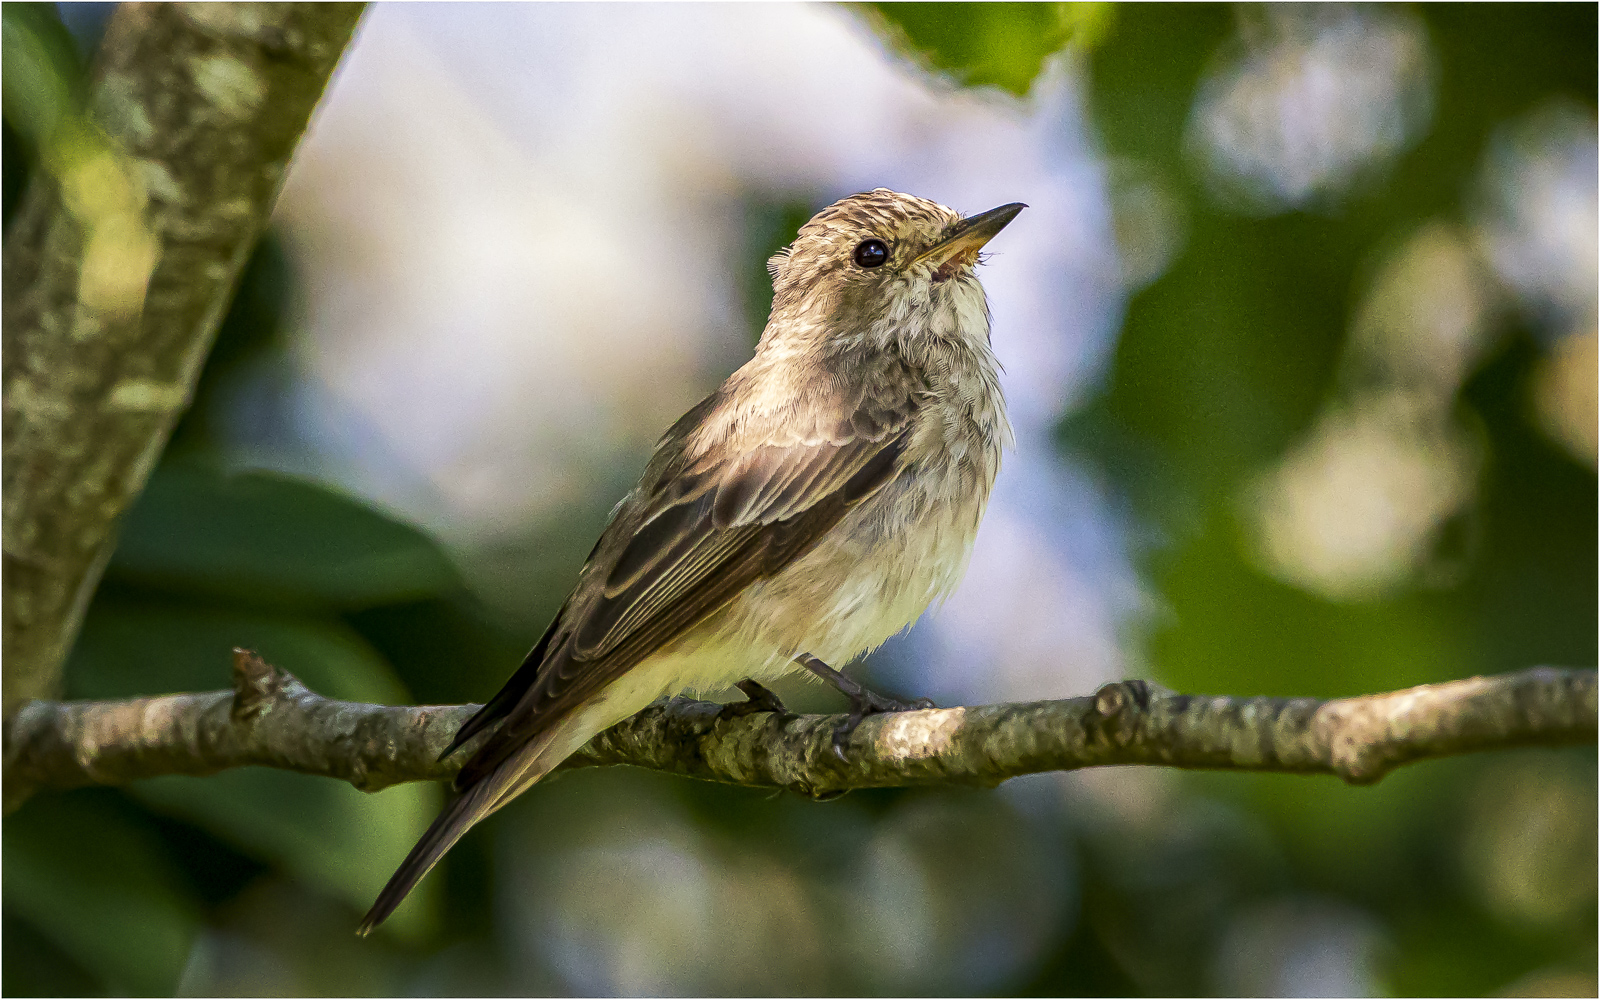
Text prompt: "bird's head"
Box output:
[[762, 189, 1025, 352]]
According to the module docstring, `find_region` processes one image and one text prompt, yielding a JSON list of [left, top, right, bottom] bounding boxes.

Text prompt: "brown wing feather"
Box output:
[[451, 385, 914, 790], [583, 436, 891, 658]]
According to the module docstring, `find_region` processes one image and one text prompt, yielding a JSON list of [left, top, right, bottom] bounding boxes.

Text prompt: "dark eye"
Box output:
[[853, 239, 889, 268]]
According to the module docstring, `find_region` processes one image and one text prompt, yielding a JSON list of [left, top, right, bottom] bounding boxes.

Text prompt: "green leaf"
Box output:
[[4, 793, 199, 995], [1149, 508, 1468, 701], [3, 910, 105, 997], [131, 770, 444, 942], [860, 2, 1113, 97], [106, 463, 461, 610], [1, 2, 86, 153], [66, 600, 443, 938], [66, 600, 412, 705]]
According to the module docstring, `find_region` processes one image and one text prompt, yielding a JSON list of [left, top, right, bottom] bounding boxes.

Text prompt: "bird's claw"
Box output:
[[831, 718, 859, 761], [717, 679, 792, 721], [828, 690, 938, 761], [792, 653, 935, 761]]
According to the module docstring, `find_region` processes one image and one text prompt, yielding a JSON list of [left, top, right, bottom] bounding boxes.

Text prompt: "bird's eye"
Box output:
[[853, 239, 889, 268]]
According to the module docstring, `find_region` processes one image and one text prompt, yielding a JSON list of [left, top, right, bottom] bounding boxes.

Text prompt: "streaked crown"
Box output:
[[767, 189, 964, 298]]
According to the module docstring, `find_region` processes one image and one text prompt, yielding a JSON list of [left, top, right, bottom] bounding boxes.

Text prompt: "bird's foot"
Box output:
[[717, 679, 793, 721], [793, 654, 936, 761]]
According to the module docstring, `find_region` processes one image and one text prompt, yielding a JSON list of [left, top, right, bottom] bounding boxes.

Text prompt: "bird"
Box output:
[[357, 188, 1023, 935]]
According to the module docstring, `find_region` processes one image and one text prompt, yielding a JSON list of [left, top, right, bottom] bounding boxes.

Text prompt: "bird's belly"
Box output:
[[714, 466, 987, 673], [593, 455, 994, 713], [595, 510, 976, 718]]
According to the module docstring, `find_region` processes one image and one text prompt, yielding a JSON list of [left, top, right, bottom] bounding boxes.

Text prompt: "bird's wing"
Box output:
[[447, 378, 917, 787]]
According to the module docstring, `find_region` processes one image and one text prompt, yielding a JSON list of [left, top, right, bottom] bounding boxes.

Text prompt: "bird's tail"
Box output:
[[356, 725, 571, 936]]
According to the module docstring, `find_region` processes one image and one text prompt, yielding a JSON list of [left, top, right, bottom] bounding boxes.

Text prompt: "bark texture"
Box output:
[[5, 650, 1592, 812], [2, 3, 366, 711]]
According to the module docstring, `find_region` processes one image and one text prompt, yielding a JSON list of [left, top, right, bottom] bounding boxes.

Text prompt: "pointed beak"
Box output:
[[916, 202, 1027, 269]]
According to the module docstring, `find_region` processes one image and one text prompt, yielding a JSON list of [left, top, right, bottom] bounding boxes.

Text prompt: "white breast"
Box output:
[[723, 347, 1006, 677]]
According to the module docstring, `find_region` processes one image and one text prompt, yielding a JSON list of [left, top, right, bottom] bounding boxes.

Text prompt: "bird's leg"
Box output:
[[717, 679, 792, 720], [794, 653, 936, 760]]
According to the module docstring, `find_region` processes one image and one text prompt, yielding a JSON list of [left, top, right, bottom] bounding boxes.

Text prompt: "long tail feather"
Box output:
[[356, 780, 493, 936], [360, 684, 637, 935], [357, 734, 556, 936]]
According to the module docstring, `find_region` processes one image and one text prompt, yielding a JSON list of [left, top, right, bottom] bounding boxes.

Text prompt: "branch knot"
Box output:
[[231, 647, 289, 722], [1094, 679, 1155, 718]]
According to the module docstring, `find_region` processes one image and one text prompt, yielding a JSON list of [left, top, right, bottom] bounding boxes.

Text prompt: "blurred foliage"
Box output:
[[1063, 4, 1597, 695], [105, 464, 462, 612], [5, 791, 199, 995], [864, 2, 1115, 95], [739, 192, 823, 346], [4, 3, 1596, 997], [1, 3, 85, 156], [1050, 5, 1597, 995], [0, 1, 80, 227]]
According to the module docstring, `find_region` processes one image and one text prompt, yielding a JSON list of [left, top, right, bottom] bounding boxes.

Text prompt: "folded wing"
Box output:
[[361, 367, 921, 934], [449, 382, 918, 787]]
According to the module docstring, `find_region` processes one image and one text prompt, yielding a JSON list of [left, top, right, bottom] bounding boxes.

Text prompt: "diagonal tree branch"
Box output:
[[4, 650, 1593, 813], [2, 3, 366, 713]]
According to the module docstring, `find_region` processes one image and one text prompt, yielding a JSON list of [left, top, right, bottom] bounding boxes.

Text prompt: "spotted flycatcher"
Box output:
[[359, 189, 1024, 933]]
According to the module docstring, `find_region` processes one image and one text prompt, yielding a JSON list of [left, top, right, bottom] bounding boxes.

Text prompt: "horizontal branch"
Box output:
[[3, 651, 1594, 812]]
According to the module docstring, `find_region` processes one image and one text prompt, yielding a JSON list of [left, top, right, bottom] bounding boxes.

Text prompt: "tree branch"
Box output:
[[4, 650, 1593, 812], [2, 3, 365, 712]]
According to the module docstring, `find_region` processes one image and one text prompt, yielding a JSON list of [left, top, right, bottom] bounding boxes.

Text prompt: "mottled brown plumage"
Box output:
[[359, 189, 1023, 935]]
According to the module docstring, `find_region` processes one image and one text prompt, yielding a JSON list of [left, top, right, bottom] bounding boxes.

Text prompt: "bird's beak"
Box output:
[[916, 202, 1027, 271]]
